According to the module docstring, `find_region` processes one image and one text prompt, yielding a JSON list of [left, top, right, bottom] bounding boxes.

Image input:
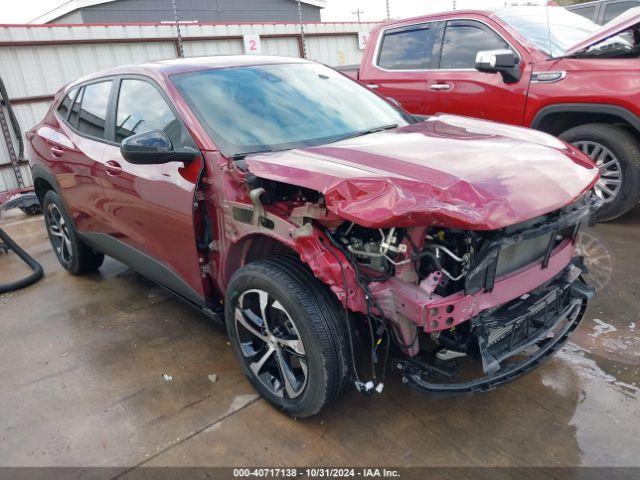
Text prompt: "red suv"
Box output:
[[28, 56, 598, 416], [344, 6, 640, 221]]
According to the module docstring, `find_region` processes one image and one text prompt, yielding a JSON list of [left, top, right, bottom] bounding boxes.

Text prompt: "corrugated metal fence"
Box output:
[[0, 21, 378, 192]]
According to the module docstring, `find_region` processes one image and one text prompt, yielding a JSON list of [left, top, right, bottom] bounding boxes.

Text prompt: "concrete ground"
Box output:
[[0, 206, 638, 469]]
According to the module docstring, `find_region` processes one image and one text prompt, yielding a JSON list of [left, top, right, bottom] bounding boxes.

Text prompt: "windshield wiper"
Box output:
[[230, 149, 281, 161], [331, 123, 399, 143]]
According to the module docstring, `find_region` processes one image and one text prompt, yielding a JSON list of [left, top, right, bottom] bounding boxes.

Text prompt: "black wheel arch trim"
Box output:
[[31, 165, 78, 228], [31, 165, 65, 203], [531, 103, 640, 134]]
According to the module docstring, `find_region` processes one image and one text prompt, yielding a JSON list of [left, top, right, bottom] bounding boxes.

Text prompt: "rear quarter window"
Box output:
[[56, 88, 78, 119]]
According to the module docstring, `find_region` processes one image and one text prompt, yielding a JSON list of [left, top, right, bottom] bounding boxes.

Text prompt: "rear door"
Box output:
[[361, 22, 441, 115], [98, 76, 206, 305], [426, 18, 530, 125], [38, 81, 114, 233]]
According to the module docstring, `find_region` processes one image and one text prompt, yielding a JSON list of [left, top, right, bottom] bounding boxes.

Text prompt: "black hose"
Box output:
[[0, 227, 44, 293]]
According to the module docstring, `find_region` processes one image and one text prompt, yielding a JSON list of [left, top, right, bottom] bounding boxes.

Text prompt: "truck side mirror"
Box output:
[[475, 49, 521, 83]]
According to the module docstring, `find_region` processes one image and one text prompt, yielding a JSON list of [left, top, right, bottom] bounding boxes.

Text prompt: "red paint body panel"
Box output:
[[523, 57, 640, 127], [245, 115, 598, 230]]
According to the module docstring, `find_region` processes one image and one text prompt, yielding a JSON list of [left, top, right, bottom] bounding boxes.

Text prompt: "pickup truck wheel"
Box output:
[[560, 123, 640, 222], [225, 256, 351, 417], [43, 190, 104, 274]]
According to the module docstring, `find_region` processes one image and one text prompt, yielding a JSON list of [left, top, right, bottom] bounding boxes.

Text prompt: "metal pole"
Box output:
[[0, 76, 24, 189], [386, 0, 391, 20], [171, 0, 184, 58], [296, 0, 307, 59], [352, 9, 364, 23]]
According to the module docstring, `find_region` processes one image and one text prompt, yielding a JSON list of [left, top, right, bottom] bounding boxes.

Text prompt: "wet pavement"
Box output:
[[0, 206, 638, 468]]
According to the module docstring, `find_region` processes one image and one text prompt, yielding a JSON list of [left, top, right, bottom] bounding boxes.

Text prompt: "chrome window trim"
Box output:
[[372, 17, 522, 73]]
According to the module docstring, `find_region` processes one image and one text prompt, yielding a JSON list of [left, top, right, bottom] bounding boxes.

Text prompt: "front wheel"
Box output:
[[225, 256, 352, 417], [560, 123, 640, 222]]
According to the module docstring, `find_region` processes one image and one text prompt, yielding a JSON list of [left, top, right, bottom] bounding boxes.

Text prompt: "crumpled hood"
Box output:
[[245, 114, 598, 230]]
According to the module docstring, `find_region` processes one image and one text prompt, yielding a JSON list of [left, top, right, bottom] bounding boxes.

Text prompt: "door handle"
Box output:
[[50, 145, 64, 158], [104, 160, 123, 176], [429, 83, 452, 91], [366, 84, 380, 89]]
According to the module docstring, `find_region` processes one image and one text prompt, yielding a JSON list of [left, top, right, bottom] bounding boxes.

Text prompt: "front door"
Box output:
[[426, 19, 530, 126], [99, 77, 206, 305]]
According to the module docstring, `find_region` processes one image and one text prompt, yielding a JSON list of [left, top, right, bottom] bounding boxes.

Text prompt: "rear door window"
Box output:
[[377, 23, 436, 70], [77, 81, 112, 139], [439, 20, 509, 69], [115, 79, 180, 145]]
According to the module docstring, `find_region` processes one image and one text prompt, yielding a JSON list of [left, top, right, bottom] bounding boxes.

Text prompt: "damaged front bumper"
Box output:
[[398, 261, 593, 394]]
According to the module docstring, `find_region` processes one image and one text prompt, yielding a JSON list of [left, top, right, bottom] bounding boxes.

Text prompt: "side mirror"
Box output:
[[475, 49, 521, 83], [120, 130, 198, 165]]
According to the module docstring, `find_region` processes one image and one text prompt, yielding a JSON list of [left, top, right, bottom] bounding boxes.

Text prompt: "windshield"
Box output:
[[496, 7, 601, 57], [172, 62, 409, 157]]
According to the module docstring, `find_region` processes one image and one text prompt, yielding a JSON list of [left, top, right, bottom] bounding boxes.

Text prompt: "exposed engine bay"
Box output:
[[231, 169, 599, 396], [316, 195, 596, 394]]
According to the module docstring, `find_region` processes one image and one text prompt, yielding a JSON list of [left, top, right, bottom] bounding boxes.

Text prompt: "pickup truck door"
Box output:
[[98, 77, 206, 306], [426, 19, 530, 126], [360, 22, 442, 115]]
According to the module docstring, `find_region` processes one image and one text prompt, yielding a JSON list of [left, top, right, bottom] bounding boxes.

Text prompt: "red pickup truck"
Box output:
[[342, 6, 640, 221]]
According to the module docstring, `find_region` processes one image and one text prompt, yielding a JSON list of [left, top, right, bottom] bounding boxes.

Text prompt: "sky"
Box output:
[[0, 0, 547, 24]]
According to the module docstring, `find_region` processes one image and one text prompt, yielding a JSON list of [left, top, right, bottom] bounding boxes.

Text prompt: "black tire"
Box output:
[[225, 256, 352, 417], [560, 123, 640, 222], [43, 190, 104, 275]]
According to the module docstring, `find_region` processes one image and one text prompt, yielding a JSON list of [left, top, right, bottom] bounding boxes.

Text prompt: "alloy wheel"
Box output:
[[234, 289, 308, 399], [573, 140, 622, 204], [46, 203, 73, 264]]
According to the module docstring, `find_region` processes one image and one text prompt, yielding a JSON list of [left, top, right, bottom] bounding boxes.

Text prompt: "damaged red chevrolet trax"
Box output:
[[29, 56, 599, 417]]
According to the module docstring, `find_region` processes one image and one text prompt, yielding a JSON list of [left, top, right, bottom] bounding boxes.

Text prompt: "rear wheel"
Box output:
[[43, 190, 104, 274], [560, 123, 640, 222], [225, 256, 351, 417]]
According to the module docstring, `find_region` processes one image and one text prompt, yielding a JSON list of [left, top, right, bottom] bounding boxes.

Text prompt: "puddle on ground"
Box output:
[[543, 342, 639, 466]]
